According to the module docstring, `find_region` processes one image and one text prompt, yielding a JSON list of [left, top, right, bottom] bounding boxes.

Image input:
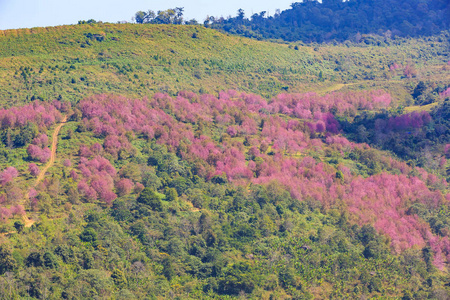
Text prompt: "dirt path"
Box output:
[[318, 83, 349, 95], [317, 79, 404, 95], [19, 116, 67, 228], [34, 115, 67, 187], [22, 215, 34, 227]]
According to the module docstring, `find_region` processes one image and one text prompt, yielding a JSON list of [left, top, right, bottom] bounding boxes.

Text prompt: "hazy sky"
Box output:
[[0, 0, 295, 30]]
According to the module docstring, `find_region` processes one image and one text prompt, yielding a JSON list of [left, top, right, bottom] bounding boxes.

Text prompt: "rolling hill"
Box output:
[[0, 23, 449, 299], [0, 23, 448, 105]]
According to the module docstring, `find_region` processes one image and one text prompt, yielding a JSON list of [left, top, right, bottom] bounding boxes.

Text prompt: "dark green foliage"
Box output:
[[130, 220, 148, 244], [13, 122, 37, 147], [162, 256, 175, 281], [80, 227, 98, 243], [413, 81, 428, 99], [26, 252, 43, 267], [165, 187, 178, 202], [211, 174, 227, 185], [134, 8, 184, 25], [43, 252, 59, 269], [111, 269, 127, 287], [168, 176, 190, 195], [77, 269, 114, 297], [111, 200, 133, 222], [78, 19, 97, 25], [423, 247, 434, 272], [81, 250, 94, 269], [55, 245, 78, 264], [14, 221, 24, 233], [341, 97, 450, 171], [1, 122, 38, 148], [278, 265, 297, 288], [359, 224, 378, 246], [137, 187, 162, 211], [208, 0, 450, 42], [363, 241, 385, 259], [217, 262, 256, 295], [335, 170, 344, 183], [0, 246, 16, 275], [232, 223, 259, 242]]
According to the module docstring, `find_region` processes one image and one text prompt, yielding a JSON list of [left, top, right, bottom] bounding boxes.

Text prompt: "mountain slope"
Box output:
[[0, 23, 448, 106], [0, 23, 450, 299]]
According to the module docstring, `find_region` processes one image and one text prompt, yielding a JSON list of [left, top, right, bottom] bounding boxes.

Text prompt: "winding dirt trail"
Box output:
[[20, 116, 67, 228], [34, 115, 67, 187]]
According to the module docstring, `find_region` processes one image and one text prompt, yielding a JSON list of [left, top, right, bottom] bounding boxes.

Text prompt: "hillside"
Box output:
[[0, 23, 450, 299], [0, 23, 449, 106]]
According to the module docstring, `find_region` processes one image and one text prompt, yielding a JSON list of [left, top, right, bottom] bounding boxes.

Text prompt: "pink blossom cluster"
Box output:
[[0, 205, 25, 222], [445, 144, 450, 155], [27, 144, 51, 163], [0, 167, 18, 186], [26, 133, 51, 162], [385, 111, 431, 131], [251, 154, 447, 256], [116, 178, 134, 196], [267, 90, 391, 117], [0, 101, 63, 130], [79, 94, 193, 153], [28, 163, 40, 176], [440, 87, 450, 98], [32, 134, 49, 148], [389, 63, 401, 71], [77, 155, 117, 205], [346, 173, 443, 252]]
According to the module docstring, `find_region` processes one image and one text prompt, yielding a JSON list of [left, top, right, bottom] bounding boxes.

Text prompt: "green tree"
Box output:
[[134, 11, 147, 24], [278, 265, 296, 288], [217, 262, 256, 295], [111, 269, 127, 287], [14, 221, 24, 234], [165, 187, 178, 202], [0, 246, 16, 275], [111, 200, 132, 222], [43, 252, 58, 269], [162, 256, 175, 281], [80, 227, 98, 243], [26, 251, 43, 267], [81, 250, 94, 269], [335, 170, 344, 183], [413, 81, 427, 99], [137, 187, 162, 211], [14, 122, 37, 147]]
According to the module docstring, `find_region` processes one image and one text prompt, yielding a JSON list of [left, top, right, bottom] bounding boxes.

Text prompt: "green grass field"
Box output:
[[0, 23, 448, 106]]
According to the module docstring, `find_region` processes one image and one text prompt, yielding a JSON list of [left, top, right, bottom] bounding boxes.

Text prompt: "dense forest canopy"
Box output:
[[1, 89, 450, 299], [208, 0, 450, 42]]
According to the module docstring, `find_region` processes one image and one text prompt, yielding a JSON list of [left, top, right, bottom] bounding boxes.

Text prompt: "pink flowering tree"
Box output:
[[28, 163, 40, 176], [0, 167, 18, 186]]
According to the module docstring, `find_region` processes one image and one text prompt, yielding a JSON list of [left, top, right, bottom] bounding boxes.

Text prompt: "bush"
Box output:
[[80, 227, 98, 243], [137, 188, 162, 211], [217, 262, 256, 295], [165, 187, 178, 202]]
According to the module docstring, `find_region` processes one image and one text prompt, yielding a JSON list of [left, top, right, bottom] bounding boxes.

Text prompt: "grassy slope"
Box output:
[[0, 24, 450, 299], [0, 23, 448, 106]]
